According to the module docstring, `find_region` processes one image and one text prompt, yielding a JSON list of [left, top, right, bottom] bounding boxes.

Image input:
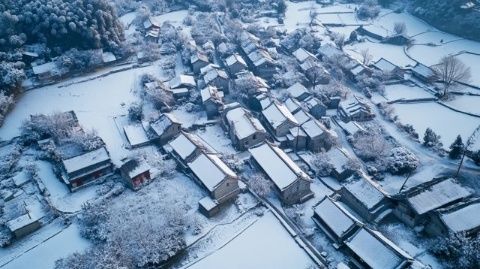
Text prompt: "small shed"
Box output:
[[120, 159, 151, 190], [123, 124, 150, 148]]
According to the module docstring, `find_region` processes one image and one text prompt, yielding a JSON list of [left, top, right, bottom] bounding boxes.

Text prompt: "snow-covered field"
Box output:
[[0, 222, 90, 269], [0, 64, 161, 165], [392, 102, 480, 149], [345, 41, 416, 68], [36, 161, 100, 213], [445, 95, 480, 116], [184, 211, 316, 269], [383, 84, 433, 101]]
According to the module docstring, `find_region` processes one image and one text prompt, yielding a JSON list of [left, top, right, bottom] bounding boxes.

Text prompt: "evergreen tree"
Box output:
[[423, 127, 441, 147], [449, 135, 464, 159]]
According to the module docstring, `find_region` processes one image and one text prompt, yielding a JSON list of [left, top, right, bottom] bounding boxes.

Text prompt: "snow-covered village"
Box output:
[[0, 0, 480, 268]]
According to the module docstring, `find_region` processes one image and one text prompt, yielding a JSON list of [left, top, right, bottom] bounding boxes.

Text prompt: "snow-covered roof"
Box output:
[[293, 48, 316, 63], [32, 62, 57, 75], [301, 118, 327, 138], [248, 49, 275, 67], [293, 109, 311, 125], [199, 196, 218, 211], [318, 44, 343, 59], [327, 147, 350, 172], [350, 64, 367, 76], [262, 101, 298, 129], [249, 143, 310, 191], [191, 52, 209, 64], [143, 17, 160, 29], [360, 25, 389, 39], [102, 52, 116, 63], [226, 107, 266, 140], [7, 213, 41, 232], [204, 68, 228, 85], [339, 95, 372, 118], [287, 82, 310, 101], [127, 162, 151, 179], [201, 86, 222, 103], [150, 113, 180, 137], [169, 75, 196, 89], [440, 201, 480, 233], [412, 62, 434, 78], [169, 132, 200, 161], [372, 58, 398, 73], [225, 54, 247, 67], [345, 228, 411, 269], [344, 178, 385, 210], [62, 147, 110, 175], [407, 178, 472, 215], [188, 153, 237, 192], [284, 97, 301, 114], [123, 124, 149, 147], [313, 197, 358, 238]]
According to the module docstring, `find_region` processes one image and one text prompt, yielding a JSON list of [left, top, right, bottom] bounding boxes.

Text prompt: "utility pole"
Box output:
[[455, 124, 480, 178]]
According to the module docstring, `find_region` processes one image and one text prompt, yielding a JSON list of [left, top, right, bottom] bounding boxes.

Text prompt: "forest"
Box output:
[[411, 0, 480, 41]]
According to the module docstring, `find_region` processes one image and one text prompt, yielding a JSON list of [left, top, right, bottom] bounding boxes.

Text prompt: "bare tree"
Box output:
[[360, 49, 373, 65], [333, 33, 346, 49], [433, 55, 471, 98], [309, 8, 318, 27], [393, 22, 407, 35]]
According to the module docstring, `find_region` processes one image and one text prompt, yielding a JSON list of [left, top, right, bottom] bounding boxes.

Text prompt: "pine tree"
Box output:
[[423, 127, 441, 147], [449, 135, 464, 159]]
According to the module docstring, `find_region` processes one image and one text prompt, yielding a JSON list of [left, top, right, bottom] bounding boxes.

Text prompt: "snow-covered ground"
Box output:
[[36, 160, 100, 213], [345, 41, 416, 68], [152, 10, 188, 28], [0, 64, 161, 165], [392, 102, 480, 150], [183, 210, 317, 269], [0, 222, 90, 269], [382, 84, 433, 101], [445, 95, 480, 116], [194, 124, 237, 155]]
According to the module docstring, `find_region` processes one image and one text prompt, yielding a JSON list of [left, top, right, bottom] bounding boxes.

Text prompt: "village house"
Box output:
[[356, 25, 389, 40], [383, 33, 410, 46], [60, 147, 114, 191], [371, 58, 402, 78], [312, 196, 360, 247], [261, 101, 299, 139], [169, 74, 196, 89], [338, 177, 392, 223], [287, 82, 312, 101], [202, 66, 229, 91], [347, 63, 372, 81], [426, 198, 480, 236], [285, 97, 302, 115], [6, 200, 44, 238], [188, 152, 240, 217], [303, 96, 327, 119], [201, 85, 224, 119], [143, 17, 161, 42], [336, 120, 366, 136], [326, 147, 356, 180], [344, 227, 413, 269], [167, 131, 207, 170], [249, 142, 313, 205], [411, 62, 435, 83], [223, 104, 267, 151], [225, 53, 248, 76], [301, 118, 337, 152], [120, 158, 152, 190], [249, 92, 272, 112], [149, 113, 182, 145], [190, 51, 210, 74], [292, 108, 311, 125], [317, 44, 343, 61], [32, 61, 60, 82], [123, 123, 150, 149], [393, 177, 473, 228], [338, 95, 375, 122], [299, 59, 331, 86], [293, 48, 318, 64], [240, 32, 277, 79], [287, 126, 308, 151]]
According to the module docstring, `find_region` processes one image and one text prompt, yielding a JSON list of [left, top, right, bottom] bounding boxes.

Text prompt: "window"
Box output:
[[252, 134, 257, 140]]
